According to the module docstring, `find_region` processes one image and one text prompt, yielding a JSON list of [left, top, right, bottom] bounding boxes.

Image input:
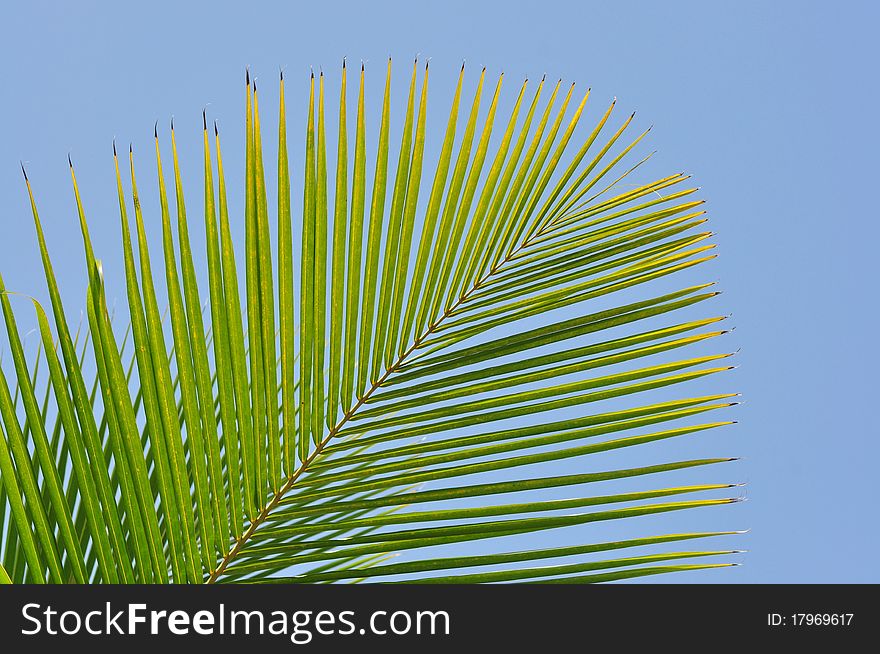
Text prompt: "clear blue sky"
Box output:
[[1, 0, 877, 583]]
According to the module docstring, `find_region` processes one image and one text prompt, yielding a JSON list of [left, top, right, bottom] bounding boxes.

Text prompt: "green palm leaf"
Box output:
[[0, 60, 741, 584]]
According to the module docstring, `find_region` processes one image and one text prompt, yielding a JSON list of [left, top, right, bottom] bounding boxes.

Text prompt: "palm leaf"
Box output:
[[0, 60, 741, 584]]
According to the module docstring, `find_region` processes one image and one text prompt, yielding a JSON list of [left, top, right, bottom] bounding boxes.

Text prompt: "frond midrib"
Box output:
[[207, 235, 534, 583]]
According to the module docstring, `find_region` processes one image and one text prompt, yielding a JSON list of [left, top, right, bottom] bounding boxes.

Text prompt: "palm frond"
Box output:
[[0, 60, 741, 584]]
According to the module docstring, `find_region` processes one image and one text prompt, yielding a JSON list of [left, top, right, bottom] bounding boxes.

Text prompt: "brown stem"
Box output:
[[207, 242, 528, 583]]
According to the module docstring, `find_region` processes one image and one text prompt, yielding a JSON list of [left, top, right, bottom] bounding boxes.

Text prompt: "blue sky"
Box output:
[[1, 0, 878, 582]]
